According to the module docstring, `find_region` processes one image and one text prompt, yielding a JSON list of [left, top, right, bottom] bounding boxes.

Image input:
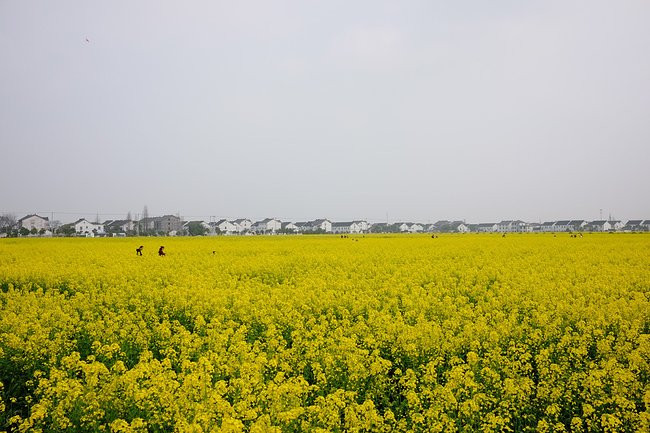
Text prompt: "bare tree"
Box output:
[[50, 220, 62, 232], [0, 213, 17, 234], [141, 205, 149, 235]]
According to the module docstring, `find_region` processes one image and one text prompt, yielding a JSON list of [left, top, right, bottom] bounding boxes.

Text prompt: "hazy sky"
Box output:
[[1, 1, 649, 223]]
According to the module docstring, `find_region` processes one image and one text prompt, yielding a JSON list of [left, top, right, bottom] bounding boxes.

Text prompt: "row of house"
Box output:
[[468, 220, 640, 233], [13, 214, 650, 237], [201, 219, 370, 235], [174, 218, 650, 235]]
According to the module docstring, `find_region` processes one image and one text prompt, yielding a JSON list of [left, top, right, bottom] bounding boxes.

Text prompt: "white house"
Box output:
[[429, 220, 468, 232], [394, 222, 423, 233], [609, 220, 624, 231], [331, 222, 362, 234], [104, 219, 134, 233], [252, 218, 282, 234], [473, 223, 495, 232], [553, 220, 572, 232], [331, 222, 350, 234], [281, 222, 299, 233], [432, 220, 450, 231], [18, 214, 49, 231], [587, 220, 612, 232], [396, 223, 411, 232], [450, 221, 469, 233], [214, 219, 238, 234], [305, 219, 332, 233], [496, 220, 511, 232], [74, 219, 104, 236], [623, 220, 645, 231], [352, 220, 369, 233], [232, 219, 252, 233], [641, 220, 650, 231], [539, 222, 556, 232], [567, 220, 587, 231], [496, 220, 529, 232]]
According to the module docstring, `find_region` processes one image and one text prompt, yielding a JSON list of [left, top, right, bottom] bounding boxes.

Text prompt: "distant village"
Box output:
[[2, 214, 649, 237]]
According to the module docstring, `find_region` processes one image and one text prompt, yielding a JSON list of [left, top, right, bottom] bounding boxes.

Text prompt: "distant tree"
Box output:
[[49, 220, 62, 231], [19, 227, 30, 236], [30, 228, 38, 235], [59, 225, 75, 236], [39, 228, 46, 235], [141, 205, 152, 235], [0, 213, 16, 234], [187, 222, 207, 236], [370, 224, 400, 233]]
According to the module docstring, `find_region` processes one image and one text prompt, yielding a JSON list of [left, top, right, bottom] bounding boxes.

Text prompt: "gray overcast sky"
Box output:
[[1, 1, 649, 223]]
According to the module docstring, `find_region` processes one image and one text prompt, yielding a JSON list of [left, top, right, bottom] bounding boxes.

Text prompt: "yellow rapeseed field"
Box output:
[[0, 234, 648, 432]]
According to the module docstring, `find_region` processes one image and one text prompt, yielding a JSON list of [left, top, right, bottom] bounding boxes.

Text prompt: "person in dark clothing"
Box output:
[[136, 245, 144, 256], [158, 246, 166, 256]]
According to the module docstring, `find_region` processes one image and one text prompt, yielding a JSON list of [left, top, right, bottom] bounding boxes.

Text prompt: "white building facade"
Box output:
[[496, 220, 529, 232], [215, 220, 238, 234], [252, 218, 282, 234], [306, 219, 332, 233], [453, 222, 469, 233], [353, 220, 369, 233], [232, 219, 252, 233], [281, 222, 299, 233], [18, 214, 49, 231], [74, 219, 105, 236], [332, 222, 362, 234], [588, 221, 612, 232]]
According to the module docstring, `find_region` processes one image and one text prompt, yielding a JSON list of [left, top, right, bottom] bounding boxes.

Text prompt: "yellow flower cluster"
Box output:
[[0, 234, 648, 432]]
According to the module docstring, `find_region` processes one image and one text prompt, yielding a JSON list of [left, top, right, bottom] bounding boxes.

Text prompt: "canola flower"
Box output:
[[0, 234, 648, 432]]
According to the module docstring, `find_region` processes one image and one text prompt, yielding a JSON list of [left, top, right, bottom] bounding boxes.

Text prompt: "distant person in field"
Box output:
[[136, 245, 144, 256], [158, 246, 165, 256]]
